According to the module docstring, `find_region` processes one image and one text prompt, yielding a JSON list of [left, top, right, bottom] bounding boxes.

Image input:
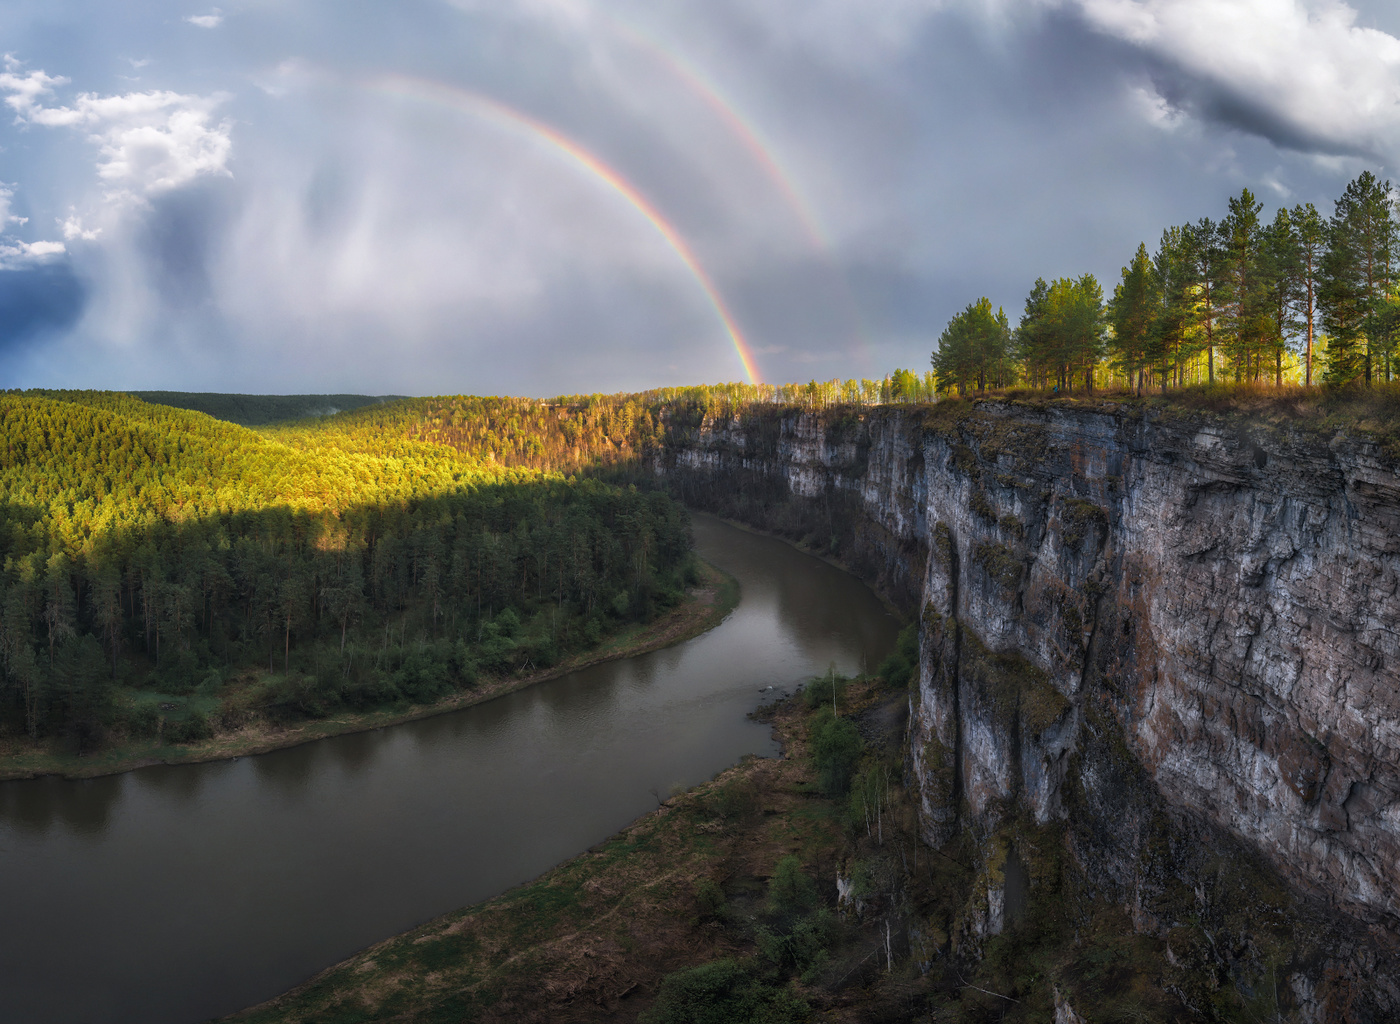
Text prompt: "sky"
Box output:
[[4, 0, 1400, 396]]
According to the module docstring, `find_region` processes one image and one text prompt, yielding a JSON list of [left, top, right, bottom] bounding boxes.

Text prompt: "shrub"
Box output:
[[164, 711, 211, 745], [878, 623, 919, 689], [694, 878, 726, 921], [638, 959, 808, 1024], [767, 856, 817, 916], [803, 667, 848, 710], [395, 648, 452, 703], [262, 674, 339, 721], [810, 709, 863, 796], [126, 702, 161, 739], [707, 777, 760, 822]]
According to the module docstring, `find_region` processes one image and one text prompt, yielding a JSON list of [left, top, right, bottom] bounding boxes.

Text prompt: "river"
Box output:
[[0, 516, 899, 1024]]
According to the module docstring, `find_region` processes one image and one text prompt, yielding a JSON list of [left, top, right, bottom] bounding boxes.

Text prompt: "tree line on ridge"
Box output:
[[933, 171, 1400, 395]]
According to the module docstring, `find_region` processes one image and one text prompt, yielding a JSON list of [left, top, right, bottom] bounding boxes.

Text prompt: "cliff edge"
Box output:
[[657, 396, 1400, 1020]]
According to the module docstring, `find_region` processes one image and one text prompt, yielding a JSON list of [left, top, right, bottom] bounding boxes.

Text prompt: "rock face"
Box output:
[[657, 398, 1400, 1017]]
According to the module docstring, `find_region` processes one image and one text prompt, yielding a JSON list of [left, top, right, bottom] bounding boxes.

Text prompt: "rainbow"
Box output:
[[362, 73, 762, 385], [606, 20, 871, 369]]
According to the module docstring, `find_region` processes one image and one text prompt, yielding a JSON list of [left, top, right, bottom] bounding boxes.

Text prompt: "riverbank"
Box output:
[[220, 675, 919, 1024], [215, 680, 1292, 1024], [0, 559, 739, 783]]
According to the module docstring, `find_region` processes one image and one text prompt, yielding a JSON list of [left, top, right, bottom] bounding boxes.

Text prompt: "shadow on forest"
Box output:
[[0, 476, 693, 748]]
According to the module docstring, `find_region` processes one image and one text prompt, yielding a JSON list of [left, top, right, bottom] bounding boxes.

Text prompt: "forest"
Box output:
[[0, 391, 693, 750], [132, 392, 398, 427], [933, 170, 1400, 395]]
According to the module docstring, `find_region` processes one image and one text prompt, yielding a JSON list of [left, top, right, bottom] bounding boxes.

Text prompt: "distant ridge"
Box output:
[[132, 391, 403, 427]]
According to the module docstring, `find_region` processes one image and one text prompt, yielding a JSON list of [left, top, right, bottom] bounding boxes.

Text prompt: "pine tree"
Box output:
[[1221, 189, 1267, 382], [1110, 244, 1159, 394], [1260, 207, 1302, 385], [1188, 218, 1229, 383], [932, 298, 1013, 395], [1151, 226, 1198, 389], [1016, 278, 1054, 389], [1322, 172, 1396, 384], [1290, 203, 1326, 386]]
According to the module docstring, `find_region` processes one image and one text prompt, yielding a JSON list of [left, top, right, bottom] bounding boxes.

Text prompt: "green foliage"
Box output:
[[1018, 273, 1105, 392], [707, 777, 761, 822], [766, 855, 818, 916], [1110, 243, 1162, 392], [131, 392, 394, 427], [1058, 498, 1108, 548], [932, 297, 1015, 395], [412, 932, 480, 973], [638, 959, 809, 1024], [929, 169, 1400, 393], [961, 631, 1069, 738], [974, 541, 1023, 588], [802, 665, 848, 710], [693, 878, 727, 921], [0, 391, 693, 744], [1321, 171, 1396, 385], [877, 622, 918, 689], [809, 708, 863, 796]]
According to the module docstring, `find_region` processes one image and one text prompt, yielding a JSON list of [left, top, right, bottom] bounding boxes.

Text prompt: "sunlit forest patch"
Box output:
[[0, 391, 695, 755]]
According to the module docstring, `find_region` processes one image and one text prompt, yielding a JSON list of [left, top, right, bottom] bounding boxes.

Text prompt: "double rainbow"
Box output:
[[364, 73, 763, 386], [610, 20, 869, 369]]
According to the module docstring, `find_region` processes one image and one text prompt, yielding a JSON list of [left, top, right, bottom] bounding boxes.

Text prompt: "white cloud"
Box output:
[[185, 10, 224, 29], [60, 214, 101, 241], [1127, 83, 1186, 131], [1065, 0, 1400, 156], [89, 96, 234, 191], [0, 183, 66, 269], [0, 67, 71, 121], [0, 68, 233, 195], [0, 185, 28, 227], [0, 238, 65, 269]]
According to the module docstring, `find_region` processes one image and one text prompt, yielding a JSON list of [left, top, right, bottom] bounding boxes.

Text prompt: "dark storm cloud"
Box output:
[[1121, 44, 1379, 162], [0, 263, 87, 370], [1054, 0, 1400, 170]]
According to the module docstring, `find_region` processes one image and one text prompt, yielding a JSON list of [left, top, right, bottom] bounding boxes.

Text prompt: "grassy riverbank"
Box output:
[[0, 560, 738, 783], [218, 666, 1272, 1023], [221, 675, 916, 1024]]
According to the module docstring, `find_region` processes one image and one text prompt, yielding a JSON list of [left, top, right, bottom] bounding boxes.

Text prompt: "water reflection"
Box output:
[[0, 516, 898, 1024], [0, 773, 125, 836], [327, 728, 379, 774], [139, 756, 213, 808], [253, 739, 319, 794]]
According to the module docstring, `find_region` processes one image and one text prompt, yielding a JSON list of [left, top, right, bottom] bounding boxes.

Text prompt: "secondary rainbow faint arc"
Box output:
[[606, 20, 872, 368], [610, 21, 829, 253], [363, 73, 762, 385]]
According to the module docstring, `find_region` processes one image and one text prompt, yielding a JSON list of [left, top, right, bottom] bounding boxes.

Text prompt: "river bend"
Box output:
[[0, 516, 898, 1024]]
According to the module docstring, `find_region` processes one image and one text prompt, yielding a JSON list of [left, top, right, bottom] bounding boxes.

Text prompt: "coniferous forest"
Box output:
[[932, 171, 1400, 395], [0, 390, 694, 750]]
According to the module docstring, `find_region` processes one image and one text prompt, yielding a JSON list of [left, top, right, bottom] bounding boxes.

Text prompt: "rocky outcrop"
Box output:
[[656, 398, 1400, 1019]]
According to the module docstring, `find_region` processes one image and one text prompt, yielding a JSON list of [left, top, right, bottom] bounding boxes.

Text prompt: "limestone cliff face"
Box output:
[[657, 399, 1400, 1015]]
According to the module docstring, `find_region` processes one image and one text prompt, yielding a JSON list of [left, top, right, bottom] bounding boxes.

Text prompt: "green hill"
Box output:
[[131, 391, 398, 426], [0, 391, 694, 752]]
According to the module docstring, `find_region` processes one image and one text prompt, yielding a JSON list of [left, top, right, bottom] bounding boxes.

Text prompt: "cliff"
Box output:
[[655, 397, 1400, 1021]]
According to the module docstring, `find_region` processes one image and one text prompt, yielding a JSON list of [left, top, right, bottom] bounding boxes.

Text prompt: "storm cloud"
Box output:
[[2, 0, 1400, 394]]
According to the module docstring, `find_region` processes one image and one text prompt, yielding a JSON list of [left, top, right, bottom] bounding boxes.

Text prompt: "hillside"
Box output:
[[0, 391, 694, 761], [130, 391, 397, 427]]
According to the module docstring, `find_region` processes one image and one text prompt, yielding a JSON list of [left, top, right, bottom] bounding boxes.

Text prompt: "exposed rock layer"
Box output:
[[656, 398, 1400, 1018]]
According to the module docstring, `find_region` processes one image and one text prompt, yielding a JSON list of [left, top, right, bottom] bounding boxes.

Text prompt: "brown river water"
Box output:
[[0, 515, 899, 1024]]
